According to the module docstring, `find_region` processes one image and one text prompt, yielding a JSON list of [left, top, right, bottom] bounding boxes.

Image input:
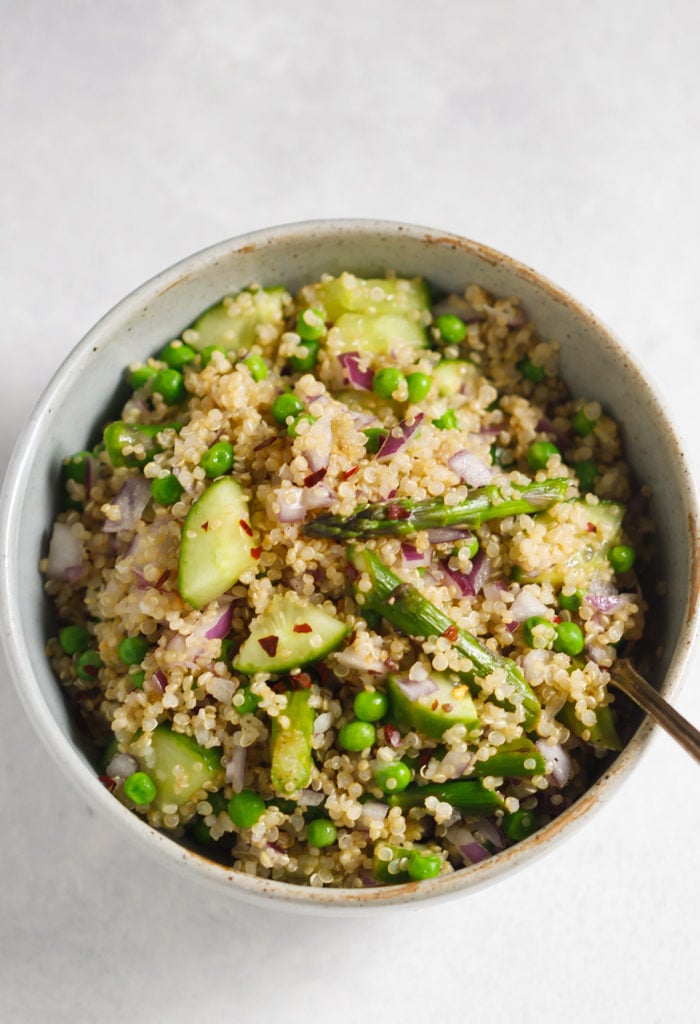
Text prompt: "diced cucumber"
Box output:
[[432, 359, 478, 397], [188, 286, 288, 353], [387, 671, 480, 740], [234, 593, 350, 675], [558, 701, 622, 750], [336, 388, 398, 420], [270, 690, 315, 795], [147, 724, 224, 810], [178, 477, 259, 610], [333, 313, 427, 355], [301, 274, 430, 322], [527, 500, 625, 586]]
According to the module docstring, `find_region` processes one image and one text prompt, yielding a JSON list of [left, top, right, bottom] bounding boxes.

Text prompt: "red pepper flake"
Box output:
[[431, 699, 439, 711], [442, 625, 459, 642], [294, 672, 313, 689], [99, 775, 116, 793], [304, 468, 327, 487], [239, 519, 253, 537], [443, 702, 453, 713], [293, 623, 313, 633], [387, 503, 410, 521], [418, 749, 432, 768], [258, 635, 279, 657], [341, 465, 359, 481], [250, 546, 262, 560], [155, 570, 169, 591], [384, 723, 401, 748], [586, 522, 596, 533], [553, 616, 561, 624], [201, 521, 209, 532], [270, 680, 288, 694]]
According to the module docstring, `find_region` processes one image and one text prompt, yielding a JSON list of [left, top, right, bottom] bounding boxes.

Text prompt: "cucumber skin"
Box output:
[[387, 673, 479, 740], [303, 275, 430, 322], [190, 287, 287, 353], [233, 595, 350, 675], [148, 725, 224, 811], [333, 313, 427, 355], [270, 690, 315, 795]]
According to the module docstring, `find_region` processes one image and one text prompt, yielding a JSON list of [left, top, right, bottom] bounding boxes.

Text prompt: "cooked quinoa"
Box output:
[[42, 271, 651, 887]]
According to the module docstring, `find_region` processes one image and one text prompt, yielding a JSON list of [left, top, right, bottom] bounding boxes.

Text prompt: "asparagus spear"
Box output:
[[349, 548, 541, 730], [473, 737, 546, 778], [386, 779, 505, 813], [303, 478, 570, 540], [270, 690, 315, 795]]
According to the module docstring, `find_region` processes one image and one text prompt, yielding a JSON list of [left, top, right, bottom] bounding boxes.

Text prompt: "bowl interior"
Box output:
[[2, 220, 697, 909]]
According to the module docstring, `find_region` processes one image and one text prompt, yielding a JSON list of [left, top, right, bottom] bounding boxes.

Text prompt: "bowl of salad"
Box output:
[[1, 220, 697, 911]]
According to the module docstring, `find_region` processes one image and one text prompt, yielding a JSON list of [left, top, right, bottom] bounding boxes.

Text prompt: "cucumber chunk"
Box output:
[[333, 313, 427, 355], [178, 477, 259, 609], [387, 671, 480, 740], [233, 593, 350, 674], [301, 273, 430, 322], [270, 690, 315, 795], [189, 286, 287, 353], [147, 725, 224, 810], [526, 500, 625, 586], [432, 359, 478, 397]]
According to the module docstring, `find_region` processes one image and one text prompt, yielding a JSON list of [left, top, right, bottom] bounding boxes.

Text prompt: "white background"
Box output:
[[1, 3, 699, 1022]]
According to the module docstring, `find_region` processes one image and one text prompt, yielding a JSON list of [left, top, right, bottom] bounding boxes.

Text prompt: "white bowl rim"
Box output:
[[1, 217, 698, 912]]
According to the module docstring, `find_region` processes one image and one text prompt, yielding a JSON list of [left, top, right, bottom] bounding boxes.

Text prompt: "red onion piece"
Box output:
[[338, 351, 373, 391], [510, 588, 549, 623], [207, 675, 236, 703], [462, 841, 492, 863], [448, 450, 494, 487], [585, 579, 625, 613], [393, 675, 439, 700], [105, 752, 139, 779], [302, 417, 332, 474], [472, 817, 505, 850], [426, 527, 475, 545], [359, 801, 389, 825], [536, 417, 572, 451], [225, 746, 247, 792], [482, 579, 508, 604], [375, 413, 424, 461], [297, 788, 325, 807], [64, 565, 86, 583], [149, 670, 167, 694], [205, 603, 233, 640], [275, 487, 306, 523], [441, 550, 491, 597], [439, 749, 474, 778], [535, 740, 572, 788], [400, 542, 431, 570], [46, 521, 85, 581], [302, 484, 336, 511], [102, 476, 152, 534]]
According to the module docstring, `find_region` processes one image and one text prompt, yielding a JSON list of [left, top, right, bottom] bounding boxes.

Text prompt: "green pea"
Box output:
[[227, 789, 265, 829], [306, 817, 337, 848], [190, 817, 215, 845], [152, 368, 186, 405], [200, 441, 234, 478], [123, 772, 157, 806], [129, 670, 146, 690], [243, 352, 268, 381], [559, 589, 583, 614], [406, 372, 432, 403], [129, 365, 157, 390], [553, 621, 585, 656], [502, 807, 539, 842], [353, 690, 388, 722], [373, 367, 405, 399], [289, 338, 321, 373], [118, 635, 149, 666], [432, 409, 458, 430], [159, 340, 196, 370], [609, 544, 636, 574], [63, 451, 91, 483], [287, 413, 317, 439], [362, 607, 381, 630], [363, 428, 387, 455], [518, 357, 546, 383], [201, 345, 228, 368], [435, 314, 467, 344], [296, 308, 326, 342], [234, 686, 261, 715], [338, 720, 376, 752], [373, 761, 412, 795], [58, 624, 92, 655], [527, 441, 560, 471], [407, 851, 442, 881], [523, 616, 556, 649], [150, 473, 184, 505], [75, 650, 103, 681], [572, 408, 596, 436], [455, 534, 479, 560], [574, 460, 598, 492], [272, 392, 304, 424]]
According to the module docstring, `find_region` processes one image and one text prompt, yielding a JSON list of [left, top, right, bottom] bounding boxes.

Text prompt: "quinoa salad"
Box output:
[[43, 271, 652, 888]]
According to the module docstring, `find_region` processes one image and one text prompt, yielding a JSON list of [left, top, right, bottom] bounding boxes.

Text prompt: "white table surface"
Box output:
[[2, 3, 699, 1021]]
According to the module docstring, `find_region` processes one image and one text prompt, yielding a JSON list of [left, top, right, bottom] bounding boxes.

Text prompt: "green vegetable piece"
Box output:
[[553, 621, 585, 656], [152, 368, 186, 405], [234, 593, 349, 674], [559, 589, 583, 613], [609, 544, 635, 574], [304, 478, 569, 541], [234, 686, 261, 715], [270, 690, 315, 795], [129, 365, 157, 390], [227, 789, 266, 829], [523, 616, 556, 649], [59, 624, 91, 655], [63, 451, 91, 483], [75, 650, 103, 681], [296, 308, 326, 342], [432, 359, 477, 397], [527, 441, 560, 471], [189, 287, 287, 353], [123, 772, 157, 806], [272, 392, 304, 424], [574, 460, 598, 492], [150, 473, 183, 505], [473, 738, 546, 778], [435, 314, 467, 344], [362, 427, 388, 455], [147, 724, 224, 810], [338, 720, 376, 752], [289, 337, 321, 373], [333, 313, 427, 355], [287, 413, 316, 439], [300, 274, 430, 322], [407, 851, 442, 880], [130, 670, 146, 689], [373, 761, 412, 795], [387, 672, 479, 740], [386, 780, 505, 814], [103, 420, 178, 469], [178, 477, 259, 609], [353, 690, 388, 722], [526, 499, 625, 586], [432, 409, 458, 430], [572, 408, 597, 436], [372, 844, 414, 883], [306, 817, 337, 848], [200, 345, 228, 367], [200, 441, 234, 479], [518, 356, 545, 382], [243, 352, 268, 380], [405, 371, 432, 403], [117, 635, 149, 666], [373, 367, 405, 399], [502, 807, 539, 842], [189, 817, 215, 845], [558, 701, 622, 750], [159, 341, 196, 370]]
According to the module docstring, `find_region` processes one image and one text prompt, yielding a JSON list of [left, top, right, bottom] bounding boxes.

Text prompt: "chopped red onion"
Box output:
[[302, 416, 332, 474], [275, 487, 306, 523], [359, 801, 389, 825], [302, 484, 336, 510], [510, 588, 549, 623], [439, 749, 474, 778], [225, 746, 247, 792], [472, 817, 505, 850], [535, 740, 572, 788], [448, 450, 494, 487], [297, 788, 325, 807], [375, 413, 424, 461], [482, 579, 508, 604], [442, 550, 491, 597], [536, 417, 572, 451], [205, 602, 233, 640], [586, 642, 614, 666], [426, 527, 475, 544], [462, 841, 492, 863], [446, 824, 492, 863], [207, 675, 236, 703], [585, 579, 626, 614], [102, 476, 152, 534], [149, 670, 167, 694], [393, 675, 439, 700], [46, 521, 84, 581], [338, 351, 373, 391], [64, 565, 86, 583], [105, 752, 139, 779]]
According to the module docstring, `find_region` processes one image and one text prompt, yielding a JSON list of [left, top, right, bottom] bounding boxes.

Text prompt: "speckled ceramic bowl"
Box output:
[[1, 220, 698, 913]]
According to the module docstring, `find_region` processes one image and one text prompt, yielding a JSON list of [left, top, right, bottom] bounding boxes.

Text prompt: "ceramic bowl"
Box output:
[[1, 220, 698, 912]]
